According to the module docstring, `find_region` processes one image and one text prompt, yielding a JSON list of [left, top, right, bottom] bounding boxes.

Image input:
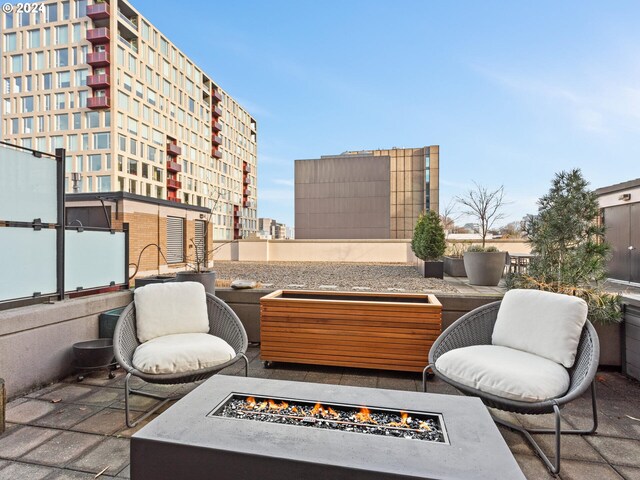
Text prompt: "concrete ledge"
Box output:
[[0, 291, 132, 399]]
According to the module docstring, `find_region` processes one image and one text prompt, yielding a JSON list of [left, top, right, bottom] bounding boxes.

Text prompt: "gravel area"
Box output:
[[212, 261, 458, 293]]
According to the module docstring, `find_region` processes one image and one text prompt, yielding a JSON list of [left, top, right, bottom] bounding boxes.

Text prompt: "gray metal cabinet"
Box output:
[[625, 304, 640, 381]]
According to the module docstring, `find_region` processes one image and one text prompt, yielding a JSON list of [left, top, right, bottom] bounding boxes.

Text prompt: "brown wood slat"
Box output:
[[260, 290, 441, 373], [261, 317, 441, 331]]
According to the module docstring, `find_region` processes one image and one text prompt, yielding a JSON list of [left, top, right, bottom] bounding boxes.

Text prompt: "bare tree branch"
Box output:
[[455, 183, 508, 248]]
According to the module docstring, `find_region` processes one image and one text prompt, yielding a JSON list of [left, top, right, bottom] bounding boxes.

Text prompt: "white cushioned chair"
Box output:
[[114, 282, 248, 427], [423, 289, 599, 474]]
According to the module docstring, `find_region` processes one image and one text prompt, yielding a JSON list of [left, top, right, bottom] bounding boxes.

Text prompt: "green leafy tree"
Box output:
[[412, 210, 446, 261], [508, 169, 621, 324]]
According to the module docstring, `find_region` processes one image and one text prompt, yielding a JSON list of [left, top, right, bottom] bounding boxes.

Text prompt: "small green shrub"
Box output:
[[445, 243, 468, 258], [411, 210, 446, 261], [485, 246, 500, 253], [466, 245, 486, 253]]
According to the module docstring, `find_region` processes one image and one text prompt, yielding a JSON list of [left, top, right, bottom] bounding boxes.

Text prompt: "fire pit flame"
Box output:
[[216, 395, 444, 443], [354, 407, 377, 424]]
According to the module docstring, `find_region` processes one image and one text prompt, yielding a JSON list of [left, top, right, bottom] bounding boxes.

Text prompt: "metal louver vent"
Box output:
[[166, 216, 184, 263]]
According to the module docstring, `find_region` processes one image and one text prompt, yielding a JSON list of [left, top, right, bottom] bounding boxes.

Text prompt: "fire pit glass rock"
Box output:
[[210, 394, 446, 443]]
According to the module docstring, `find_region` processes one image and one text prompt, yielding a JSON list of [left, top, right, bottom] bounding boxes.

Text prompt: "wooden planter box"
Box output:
[[260, 290, 442, 372]]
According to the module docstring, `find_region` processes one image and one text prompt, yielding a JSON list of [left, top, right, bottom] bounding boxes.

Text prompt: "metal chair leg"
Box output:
[[422, 364, 433, 392], [124, 372, 183, 428], [240, 353, 249, 377], [491, 381, 598, 475]]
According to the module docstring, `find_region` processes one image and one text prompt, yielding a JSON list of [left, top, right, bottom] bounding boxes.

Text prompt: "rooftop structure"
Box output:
[[295, 146, 439, 239], [1, 0, 257, 240]]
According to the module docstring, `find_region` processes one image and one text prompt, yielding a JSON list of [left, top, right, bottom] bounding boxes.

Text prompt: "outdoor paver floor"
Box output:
[[1, 346, 639, 479]]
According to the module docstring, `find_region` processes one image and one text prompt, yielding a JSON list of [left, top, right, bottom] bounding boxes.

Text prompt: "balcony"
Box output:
[[213, 106, 222, 117], [167, 143, 182, 156], [234, 220, 242, 229], [212, 149, 222, 159], [167, 178, 181, 190], [212, 89, 222, 102], [87, 96, 110, 109], [117, 10, 138, 31], [244, 187, 253, 197], [211, 121, 222, 132], [86, 74, 110, 89], [167, 160, 182, 173], [86, 3, 110, 20], [86, 51, 110, 67], [168, 197, 182, 203], [87, 27, 110, 44], [243, 175, 250, 185], [244, 163, 252, 174], [212, 135, 222, 146]]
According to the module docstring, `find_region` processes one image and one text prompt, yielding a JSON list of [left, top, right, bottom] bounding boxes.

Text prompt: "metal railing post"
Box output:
[[55, 148, 66, 300]]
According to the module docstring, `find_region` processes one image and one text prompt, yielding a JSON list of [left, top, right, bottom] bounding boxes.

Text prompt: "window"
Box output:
[[5, 12, 13, 28], [55, 25, 68, 44], [141, 163, 149, 178], [123, 73, 132, 91], [55, 113, 69, 130], [4, 33, 17, 52], [75, 69, 88, 86], [75, 0, 87, 18], [61, 1, 70, 20], [55, 48, 69, 67], [43, 73, 52, 89], [35, 51, 44, 69], [118, 91, 128, 109], [23, 117, 33, 134], [55, 92, 65, 109], [118, 134, 126, 151], [68, 134, 77, 151], [22, 96, 34, 113], [166, 217, 185, 263], [86, 111, 99, 128], [45, 3, 57, 21], [88, 154, 101, 171], [96, 175, 111, 192], [93, 132, 110, 149], [127, 158, 138, 175], [57, 71, 71, 88], [11, 118, 19, 134], [78, 90, 88, 108], [127, 117, 138, 135], [72, 24, 81, 42], [129, 138, 137, 155], [11, 55, 23, 73], [148, 146, 156, 162]]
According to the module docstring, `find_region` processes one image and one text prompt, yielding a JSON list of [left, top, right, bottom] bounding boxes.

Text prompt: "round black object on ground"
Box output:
[[73, 339, 114, 368]]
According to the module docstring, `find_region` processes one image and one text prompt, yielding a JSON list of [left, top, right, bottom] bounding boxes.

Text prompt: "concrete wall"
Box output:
[[0, 291, 132, 399], [213, 239, 531, 263]]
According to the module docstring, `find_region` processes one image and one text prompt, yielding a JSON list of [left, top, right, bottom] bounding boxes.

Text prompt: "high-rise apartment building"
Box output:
[[295, 146, 439, 239], [1, 0, 257, 240]]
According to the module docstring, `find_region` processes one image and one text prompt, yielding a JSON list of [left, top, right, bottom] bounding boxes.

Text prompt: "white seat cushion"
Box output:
[[135, 282, 210, 343], [435, 345, 570, 403], [492, 289, 588, 368], [132, 333, 236, 375]]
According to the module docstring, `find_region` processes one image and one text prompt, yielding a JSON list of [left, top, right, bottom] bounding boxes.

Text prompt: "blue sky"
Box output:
[[136, 0, 640, 227]]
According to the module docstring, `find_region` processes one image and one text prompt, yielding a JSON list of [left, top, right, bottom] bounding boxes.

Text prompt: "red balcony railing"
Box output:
[[211, 121, 222, 132], [87, 27, 110, 44], [167, 143, 182, 156], [86, 74, 110, 88], [243, 163, 252, 174], [167, 178, 181, 190], [243, 175, 250, 185], [87, 3, 109, 20], [87, 52, 110, 67], [87, 96, 110, 109], [212, 149, 222, 159], [213, 106, 222, 117], [212, 135, 222, 146], [212, 90, 222, 102], [168, 197, 182, 203], [244, 187, 252, 197], [167, 160, 182, 173]]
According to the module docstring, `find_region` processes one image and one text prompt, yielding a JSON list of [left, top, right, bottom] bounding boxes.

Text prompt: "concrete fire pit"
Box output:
[[131, 376, 524, 479]]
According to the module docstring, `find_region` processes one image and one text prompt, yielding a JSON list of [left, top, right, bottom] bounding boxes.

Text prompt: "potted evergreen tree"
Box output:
[[412, 210, 446, 278]]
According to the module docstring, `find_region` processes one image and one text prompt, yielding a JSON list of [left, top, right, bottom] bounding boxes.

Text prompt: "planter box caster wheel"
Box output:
[[77, 375, 84, 382], [263, 361, 274, 369]]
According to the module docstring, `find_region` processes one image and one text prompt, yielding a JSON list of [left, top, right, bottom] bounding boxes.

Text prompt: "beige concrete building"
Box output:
[[295, 146, 439, 239], [1, 0, 257, 240]]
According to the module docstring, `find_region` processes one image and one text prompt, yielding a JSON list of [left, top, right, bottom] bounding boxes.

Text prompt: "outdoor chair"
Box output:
[[423, 289, 599, 474], [114, 282, 249, 427]]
